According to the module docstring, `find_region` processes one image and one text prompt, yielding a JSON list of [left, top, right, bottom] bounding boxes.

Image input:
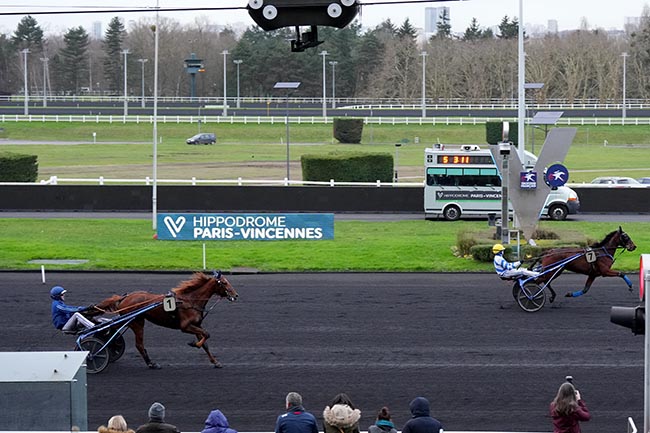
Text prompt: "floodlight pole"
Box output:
[[22, 48, 29, 116], [138, 58, 148, 108], [222, 50, 229, 116], [329, 61, 337, 109], [152, 2, 159, 231], [320, 51, 328, 117], [517, 0, 525, 162], [421, 51, 427, 118], [40, 56, 48, 107], [622, 52, 628, 122], [122, 49, 130, 117], [234, 59, 242, 109]]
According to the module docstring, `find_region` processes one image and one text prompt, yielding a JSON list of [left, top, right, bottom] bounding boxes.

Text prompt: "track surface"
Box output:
[[1, 272, 643, 433]]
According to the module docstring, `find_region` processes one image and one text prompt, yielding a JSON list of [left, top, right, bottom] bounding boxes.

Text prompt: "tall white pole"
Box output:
[[122, 49, 129, 117], [22, 49, 29, 116], [234, 59, 242, 109], [320, 51, 328, 117], [329, 61, 337, 109], [622, 52, 628, 122], [421, 51, 427, 118], [222, 50, 229, 116], [517, 0, 525, 162], [152, 3, 159, 230], [138, 58, 147, 108], [40, 57, 48, 107]]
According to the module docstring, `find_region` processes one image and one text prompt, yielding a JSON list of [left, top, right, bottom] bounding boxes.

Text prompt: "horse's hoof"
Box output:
[[549, 295, 556, 304], [148, 362, 162, 370], [213, 362, 223, 369], [564, 292, 572, 298], [187, 341, 199, 349]]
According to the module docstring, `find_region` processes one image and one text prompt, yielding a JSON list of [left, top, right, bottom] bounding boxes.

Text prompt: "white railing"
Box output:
[[33, 176, 424, 188], [627, 416, 637, 433], [1, 114, 649, 126]]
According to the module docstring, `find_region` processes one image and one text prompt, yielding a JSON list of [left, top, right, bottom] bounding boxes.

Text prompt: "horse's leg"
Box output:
[[599, 268, 633, 290], [546, 283, 557, 304], [181, 324, 222, 368], [566, 275, 596, 298], [130, 319, 161, 369]]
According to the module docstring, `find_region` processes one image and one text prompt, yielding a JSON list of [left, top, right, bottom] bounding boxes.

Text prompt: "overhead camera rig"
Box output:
[[247, 0, 360, 52]]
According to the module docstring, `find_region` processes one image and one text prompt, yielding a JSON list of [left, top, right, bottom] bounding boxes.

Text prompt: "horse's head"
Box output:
[[619, 227, 637, 252], [211, 270, 238, 302]]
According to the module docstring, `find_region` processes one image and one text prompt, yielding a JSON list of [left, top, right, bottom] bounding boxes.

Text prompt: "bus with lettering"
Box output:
[[424, 144, 579, 221]]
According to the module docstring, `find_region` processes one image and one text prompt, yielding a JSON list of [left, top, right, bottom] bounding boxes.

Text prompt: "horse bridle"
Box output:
[[212, 270, 238, 302]]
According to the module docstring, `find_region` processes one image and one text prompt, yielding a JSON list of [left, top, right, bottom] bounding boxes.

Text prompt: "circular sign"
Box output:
[[544, 163, 569, 188]]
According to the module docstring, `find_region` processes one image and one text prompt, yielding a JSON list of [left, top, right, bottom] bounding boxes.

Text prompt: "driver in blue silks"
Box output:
[[493, 244, 540, 279], [50, 285, 95, 333]]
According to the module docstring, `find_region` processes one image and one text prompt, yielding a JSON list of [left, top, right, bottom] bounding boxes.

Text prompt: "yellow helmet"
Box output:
[[492, 243, 506, 254]]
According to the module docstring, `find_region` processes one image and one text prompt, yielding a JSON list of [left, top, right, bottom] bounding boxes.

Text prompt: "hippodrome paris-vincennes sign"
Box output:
[[157, 213, 334, 241]]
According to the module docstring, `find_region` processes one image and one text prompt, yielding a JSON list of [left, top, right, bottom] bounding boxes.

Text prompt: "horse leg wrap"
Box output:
[[622, 274, 633, 288], [565, 290, 584, 298]]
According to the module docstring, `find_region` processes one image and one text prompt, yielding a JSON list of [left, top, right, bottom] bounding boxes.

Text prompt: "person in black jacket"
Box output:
[[401, 397, 442, 433], [275, 392, 318, 433], [135, 402, 180, 433]]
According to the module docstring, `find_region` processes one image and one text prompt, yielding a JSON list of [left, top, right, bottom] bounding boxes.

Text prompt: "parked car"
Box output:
[[186, 132, 216, 145], [590, 176, 640, 185], [637, 177, 650, 185]]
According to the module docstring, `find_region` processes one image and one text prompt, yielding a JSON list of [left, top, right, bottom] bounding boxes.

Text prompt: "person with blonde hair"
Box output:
[[322, 393, 361, 433], [98, 415, 135, 433], [550, 382, 591, 433]]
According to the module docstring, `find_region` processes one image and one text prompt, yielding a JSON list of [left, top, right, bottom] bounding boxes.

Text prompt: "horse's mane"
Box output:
[[173, 272, 212, 294], [590, 230, 619, 248]]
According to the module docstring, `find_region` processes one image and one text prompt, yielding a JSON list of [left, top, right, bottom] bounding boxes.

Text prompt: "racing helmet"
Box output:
[[50, 285, 67, 300], [492, 243, 506, 254]]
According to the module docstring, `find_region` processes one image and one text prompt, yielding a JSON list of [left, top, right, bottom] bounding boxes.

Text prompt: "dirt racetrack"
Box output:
[[0, 271, 643, 433]]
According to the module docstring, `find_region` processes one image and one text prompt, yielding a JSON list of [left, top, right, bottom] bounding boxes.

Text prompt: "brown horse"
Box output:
[[536, 226, 636, 301], [92, 271, 238, 369]]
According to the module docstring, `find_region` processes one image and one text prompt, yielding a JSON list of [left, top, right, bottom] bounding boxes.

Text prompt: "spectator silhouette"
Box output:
[[201, 410, 237, 433], [550, 382, 591, 433], [322, 393, 361, 433], [135, 402, 180, 433], [98, 415, 135, 433], [401, 397, 442, 433], [275, 392, 318, 433], [367, 407, 397, 433]]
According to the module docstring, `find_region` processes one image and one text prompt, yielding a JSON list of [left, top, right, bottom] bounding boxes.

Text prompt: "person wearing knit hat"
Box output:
[[323, 393, 361, 433], [135, 402, 180, 433]]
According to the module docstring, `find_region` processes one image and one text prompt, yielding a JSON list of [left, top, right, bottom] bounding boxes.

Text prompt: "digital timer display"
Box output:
[[437, 155, 494, 165]]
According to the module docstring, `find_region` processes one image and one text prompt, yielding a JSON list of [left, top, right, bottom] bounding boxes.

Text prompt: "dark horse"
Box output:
[[92, 271, 238, 369], [536, 226, 636, 301]]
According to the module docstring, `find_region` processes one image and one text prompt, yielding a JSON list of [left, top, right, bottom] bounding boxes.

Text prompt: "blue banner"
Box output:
[[157, 213, 334, 241]]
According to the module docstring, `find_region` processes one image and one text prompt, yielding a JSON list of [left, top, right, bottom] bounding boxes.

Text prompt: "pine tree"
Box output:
[[463, 18, 482, 41], [103, 17, 126, 93], [435, 9, 452, 39], [54, 26, 90, 94], [11, 15, 44, 50], [498, 15, 519, 39], [397, 18, 418, 41]]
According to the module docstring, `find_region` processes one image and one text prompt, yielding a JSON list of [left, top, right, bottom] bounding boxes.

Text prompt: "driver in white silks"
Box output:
[[492, 244, 540, 279], [50, 286, 95, 333]]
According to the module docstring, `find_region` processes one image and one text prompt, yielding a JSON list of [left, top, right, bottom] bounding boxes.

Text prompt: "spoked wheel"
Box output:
[[514, 282, 546, 312], [108, 334, 126, 363], [76, 336, 110, 374]]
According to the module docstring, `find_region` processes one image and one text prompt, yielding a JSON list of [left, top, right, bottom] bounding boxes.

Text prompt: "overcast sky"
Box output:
[[0, 1, 647, 36]]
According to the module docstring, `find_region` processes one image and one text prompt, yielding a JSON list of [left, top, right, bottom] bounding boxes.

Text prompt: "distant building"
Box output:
[[547, 19, 558, 34], [424, 7, 449, 35], [624, 16, 642, 32], [91, 21, 102, 40]]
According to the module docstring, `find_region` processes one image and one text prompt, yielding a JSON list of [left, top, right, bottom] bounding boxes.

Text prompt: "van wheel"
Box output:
[[443, 205, 461, 221], [548, 204, 568, 221]]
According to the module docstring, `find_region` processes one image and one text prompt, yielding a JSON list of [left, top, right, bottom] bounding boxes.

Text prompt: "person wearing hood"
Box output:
[[367, 407, 397, 433], [98, 415, 135, 433], [401, 397, 442, 433], [201, 410, 237, 433], [135, 402, 180, 433], [323, 393, 361, 433]]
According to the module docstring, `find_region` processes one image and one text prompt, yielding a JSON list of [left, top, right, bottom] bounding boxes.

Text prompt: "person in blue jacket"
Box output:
[[401, 397, 443, 433], [50, 285, 94, 333], [201, 410, 237, 433], [275, 392, 318, 433], [492, 244, 540, 279]]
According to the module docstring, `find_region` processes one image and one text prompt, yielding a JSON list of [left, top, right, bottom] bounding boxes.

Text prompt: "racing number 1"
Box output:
[[163, 296, 177, 312]]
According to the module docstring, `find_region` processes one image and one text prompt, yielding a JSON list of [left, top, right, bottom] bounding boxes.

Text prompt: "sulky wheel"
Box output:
[[515, 282, 546, 312], [77, 336, 110, 374]]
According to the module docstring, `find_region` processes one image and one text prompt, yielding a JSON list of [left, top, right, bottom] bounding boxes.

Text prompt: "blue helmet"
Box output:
[[50, 286, 67, 300]]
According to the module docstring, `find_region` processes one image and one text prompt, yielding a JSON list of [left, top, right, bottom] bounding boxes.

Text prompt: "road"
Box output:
[[0, 272, 642, 433]]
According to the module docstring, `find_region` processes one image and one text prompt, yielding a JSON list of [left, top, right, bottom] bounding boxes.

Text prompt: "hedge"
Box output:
[[0, 152, 38, 182], [301, 152, 393, 182]]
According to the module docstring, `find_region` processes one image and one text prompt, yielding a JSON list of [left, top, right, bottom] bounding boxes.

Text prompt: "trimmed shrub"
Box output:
[[486, 121, 518, 146], [456, 230, 478, 257], [301, 152, 392, 182], [0, 152, 38, 182], [333, 118, 364, 144]]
